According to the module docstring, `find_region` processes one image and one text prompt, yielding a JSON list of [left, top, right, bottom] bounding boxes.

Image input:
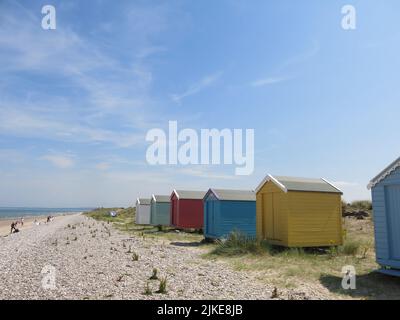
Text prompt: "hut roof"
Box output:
[[205, 189, 256, 201], [172, 190, 206, 200], [368, 156, 400, 189], [256, 175, 342, 194], [151, 195, 171, 203], [137, 198, 151, 205]]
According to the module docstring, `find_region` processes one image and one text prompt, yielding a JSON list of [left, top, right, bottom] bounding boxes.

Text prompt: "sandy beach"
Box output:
[[0, 215, 69, 237]]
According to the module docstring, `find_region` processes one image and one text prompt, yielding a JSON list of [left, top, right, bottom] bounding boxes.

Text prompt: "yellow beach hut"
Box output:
[[255, 175, 343, 247]]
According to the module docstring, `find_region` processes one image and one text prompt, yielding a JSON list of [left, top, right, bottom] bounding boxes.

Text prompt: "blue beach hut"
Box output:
[[368, 156, 400, 276], [203, 189, 256, 239]]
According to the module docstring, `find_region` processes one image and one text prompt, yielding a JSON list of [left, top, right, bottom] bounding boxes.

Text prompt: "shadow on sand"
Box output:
[[169, 241, 206, 247], [170, 239, 210, 247]]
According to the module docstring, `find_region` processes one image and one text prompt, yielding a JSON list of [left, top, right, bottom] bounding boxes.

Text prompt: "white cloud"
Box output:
[[0, 107, 144, 148], [251, 76, 290, 87], [249, 41, 319, 88], [41, 154, 75, 169], [0, 1, 170, 148], [170, 71, 223, 103], [279, 40, 320, 70]]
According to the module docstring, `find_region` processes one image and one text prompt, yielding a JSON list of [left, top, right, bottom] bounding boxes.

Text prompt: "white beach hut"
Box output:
[[135, 198, 151, 225]]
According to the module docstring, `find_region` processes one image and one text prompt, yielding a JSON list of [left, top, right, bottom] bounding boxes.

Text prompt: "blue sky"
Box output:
[[0, 0, 399, 207]]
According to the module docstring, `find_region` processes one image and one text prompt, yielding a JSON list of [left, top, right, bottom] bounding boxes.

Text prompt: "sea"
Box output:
[[0, 207, 94, 220]]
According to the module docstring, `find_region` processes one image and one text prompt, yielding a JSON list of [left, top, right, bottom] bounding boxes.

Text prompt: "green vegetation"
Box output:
[[84, 205, 400, 299], [350, 200, 372, 211], [342, 200, 373, 213], [340, 240, 360, 256], [156, 276, 168, 294], [143, 282, 152, 296], [132, 252, 139, 261], [149, 268, 159, 280], [210, 231, 363, 258], [210, 232, 271, 256], [84, 207, 204, 242], [85, 207, 134, 224], [206, 219, 379, 297]]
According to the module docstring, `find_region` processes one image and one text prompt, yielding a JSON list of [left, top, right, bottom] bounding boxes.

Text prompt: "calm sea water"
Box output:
[[0, 207, 94, 219]]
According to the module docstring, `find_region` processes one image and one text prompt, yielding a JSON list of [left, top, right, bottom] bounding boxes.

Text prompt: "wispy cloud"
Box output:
[[95, 162, 111, 171], [0, 2, 172, 147], [250, 41, 319, 88], [0, 106, 144, 148], [251, 76, 290, 87], [170, 71, 223, 103], [279, 40, 320, 71], [41, 154, 75, 169]]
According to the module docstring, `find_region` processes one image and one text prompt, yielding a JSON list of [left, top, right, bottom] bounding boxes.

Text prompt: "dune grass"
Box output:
[[85, 207, 400, 299], [349, 200, 373, 211], [205, 219, 383, 297], [84, 207, 204, 242]]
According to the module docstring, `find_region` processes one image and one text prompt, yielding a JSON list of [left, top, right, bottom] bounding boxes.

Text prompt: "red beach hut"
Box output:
[[170, 190, 206, 230]]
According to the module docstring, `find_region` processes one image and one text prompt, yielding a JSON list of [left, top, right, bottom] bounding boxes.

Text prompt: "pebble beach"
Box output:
[[0, 214, 285, 300]]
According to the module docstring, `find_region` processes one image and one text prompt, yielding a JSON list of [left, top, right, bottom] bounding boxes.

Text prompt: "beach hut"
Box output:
[[203, 189, 256, 239], [255, 175, 343, 247], [135, 198, 151, 225], [368, 157, 400, 276], [171, 190, 206, 229], [150, 195, 171, 226]]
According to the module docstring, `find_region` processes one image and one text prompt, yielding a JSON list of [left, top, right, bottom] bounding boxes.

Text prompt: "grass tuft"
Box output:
[[149, 268, 158, 280], [132, 252, 139, 261], [156, 276, 167, 294], [210, 231, 271, 256], [350, 200, 372, 211], [339, 240, 360, 256], [143, 282, 152, 295]]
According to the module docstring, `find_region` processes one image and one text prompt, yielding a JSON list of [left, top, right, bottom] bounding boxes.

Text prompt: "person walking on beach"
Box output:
[[10, 222, 18, 234], [20, 217, 24, 227]]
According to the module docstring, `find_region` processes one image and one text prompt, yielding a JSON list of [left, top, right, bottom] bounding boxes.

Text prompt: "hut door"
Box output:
[[263, 193, 282, 241], [385, 185, 400, 260], [207, 200, 215, 236], [171, 200, 175, 225], [264, 193, 274, 240]]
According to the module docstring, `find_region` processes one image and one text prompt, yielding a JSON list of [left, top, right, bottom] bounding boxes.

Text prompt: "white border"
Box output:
[[172, 189, 179, 200], [255, 174, 288, 193], [368, 157, 400, 189], [321, 178, 343, 193]]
